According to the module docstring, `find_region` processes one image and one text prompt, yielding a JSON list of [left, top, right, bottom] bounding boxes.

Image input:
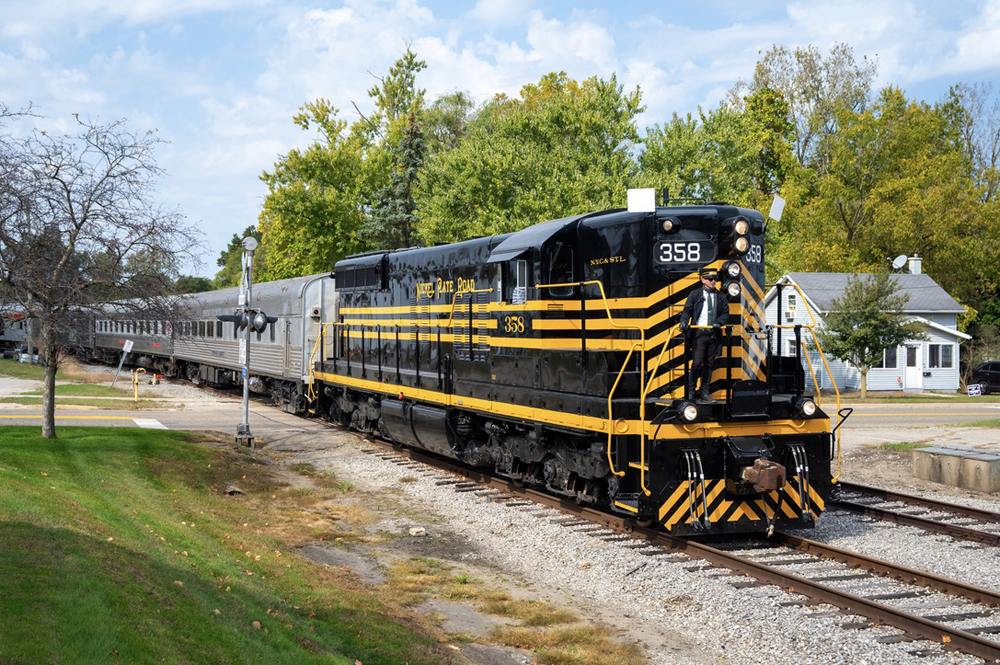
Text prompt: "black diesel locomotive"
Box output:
[[312, 197, 838, 535]]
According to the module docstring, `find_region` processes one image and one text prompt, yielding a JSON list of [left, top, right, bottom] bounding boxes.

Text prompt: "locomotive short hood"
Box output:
[[485, 213, 590, 263]]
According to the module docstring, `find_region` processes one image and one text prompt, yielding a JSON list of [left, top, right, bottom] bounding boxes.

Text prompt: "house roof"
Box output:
[[910, 316, 972, 340], [780, 272, 965, 314]]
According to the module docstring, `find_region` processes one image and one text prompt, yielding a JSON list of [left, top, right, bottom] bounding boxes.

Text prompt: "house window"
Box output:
[[928, 343, 954, 369], [873, 347, 898, 369], [787, 294, 797, 310], [786, 339, 798, 356]]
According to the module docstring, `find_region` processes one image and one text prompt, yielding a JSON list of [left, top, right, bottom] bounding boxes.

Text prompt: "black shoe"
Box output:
[[699, 391, 712, 401]]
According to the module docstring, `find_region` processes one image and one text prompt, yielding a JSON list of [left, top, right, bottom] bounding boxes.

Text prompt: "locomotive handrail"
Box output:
[[535, 279, 648, 494], [650, 323, 755, 400], [438, 287, 495, 328], [307, 321, 342, 410], [767, 280, 843, 482]]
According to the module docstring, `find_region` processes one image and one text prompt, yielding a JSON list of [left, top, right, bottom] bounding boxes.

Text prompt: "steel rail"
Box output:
[[365, 438, 1000, 661], [832, 498, 1000, 547], [670, 533, 1000, 662], [838, 480, 1000, 523], [833, 481, 1000, 547], [772, 532, 1000, 607]]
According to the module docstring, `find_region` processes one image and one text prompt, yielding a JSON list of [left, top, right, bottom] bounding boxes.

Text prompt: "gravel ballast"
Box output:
[[278, 431, 998, 665]]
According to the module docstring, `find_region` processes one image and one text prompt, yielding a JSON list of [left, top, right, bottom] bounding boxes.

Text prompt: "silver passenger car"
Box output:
[[92, 273, 337, 412]]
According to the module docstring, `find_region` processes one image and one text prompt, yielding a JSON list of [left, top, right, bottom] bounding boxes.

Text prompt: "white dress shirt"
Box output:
[[695, 289, 715, 327]]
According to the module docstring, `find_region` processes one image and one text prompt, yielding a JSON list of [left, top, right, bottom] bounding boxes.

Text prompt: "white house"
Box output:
[[763, 259, 970, 393]]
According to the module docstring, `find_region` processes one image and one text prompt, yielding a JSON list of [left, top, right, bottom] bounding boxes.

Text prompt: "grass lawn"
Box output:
[[21, 383, 134, 397], [955, 418, 1000, 428], [878, 441, 932, 451], [0, 358, 107, 383], [0, 396, 166, 409], [0, 427, 447, 664]]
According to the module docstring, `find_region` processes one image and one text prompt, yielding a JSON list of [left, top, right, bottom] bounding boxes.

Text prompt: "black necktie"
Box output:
[[707, 290, 715, 323]]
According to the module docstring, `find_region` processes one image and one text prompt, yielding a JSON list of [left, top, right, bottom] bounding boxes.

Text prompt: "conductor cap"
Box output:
[[699, 268, 718, 279]]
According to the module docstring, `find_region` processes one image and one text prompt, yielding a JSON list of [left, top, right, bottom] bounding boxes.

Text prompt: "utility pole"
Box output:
[[236, 236, 258, 448]]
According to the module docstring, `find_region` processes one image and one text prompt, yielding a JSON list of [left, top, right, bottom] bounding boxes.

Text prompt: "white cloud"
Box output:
[[947, 2, 1000, 77], [467, 0, 534, 27], [4, 0, 999, 275]]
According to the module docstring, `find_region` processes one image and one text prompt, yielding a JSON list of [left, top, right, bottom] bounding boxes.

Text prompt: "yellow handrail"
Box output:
[[307, 321, 340, 408], [438, 287, 496, 327], [535, 280, 647, 492], [767, 281, 843, 482]]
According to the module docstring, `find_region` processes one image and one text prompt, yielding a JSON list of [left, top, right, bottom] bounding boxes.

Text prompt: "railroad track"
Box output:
[[363, 439, 1000, 661], [833, 480, 1000, 547]]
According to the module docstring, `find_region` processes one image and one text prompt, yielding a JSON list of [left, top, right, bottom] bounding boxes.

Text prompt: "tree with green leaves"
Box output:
[[772, 86, 1000, 303], [641, 86, 795, 211], [257, 99, 368, 280], [818, 273, 926, 397], [733, 43, 877, 173], [214, 225, 262, 287], [257, 49, 429, 279], [173, 275, 213, 293], [423, 91, 476, 156], [360, 50, 428, 250], [417, 72, 644, 243], [364, 111, 425, 249]]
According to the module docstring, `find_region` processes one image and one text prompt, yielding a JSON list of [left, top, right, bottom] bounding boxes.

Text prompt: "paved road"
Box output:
[[834, 401, 1000, 428], [0, 396, 340, 449], [2, 390, 997, 454]]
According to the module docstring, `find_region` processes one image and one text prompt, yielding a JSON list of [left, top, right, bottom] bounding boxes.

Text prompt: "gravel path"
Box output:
[[277, 431, 994, 665], [0, 377, 42, 397]]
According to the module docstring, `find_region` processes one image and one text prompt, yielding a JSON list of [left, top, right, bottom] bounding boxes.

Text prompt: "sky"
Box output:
[[2, 0, 999, 279]]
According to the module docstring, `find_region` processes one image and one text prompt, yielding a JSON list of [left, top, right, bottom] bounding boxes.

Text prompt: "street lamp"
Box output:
[[236, 236, 258, 448], [216, 236, 276, 448]]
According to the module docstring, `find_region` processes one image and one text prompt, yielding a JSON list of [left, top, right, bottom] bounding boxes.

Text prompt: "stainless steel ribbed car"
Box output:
[[90, 273, 337, 413]]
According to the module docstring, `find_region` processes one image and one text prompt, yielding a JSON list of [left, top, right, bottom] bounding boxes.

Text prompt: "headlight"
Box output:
[[795, 397, 817, 417], [679, 402, 699, 422], [725, 281, 742, 298], [661, 217, 679, 233], [733, 236, 750, 254], [733, 218, 750, 235], [722, 261, 741, 278]]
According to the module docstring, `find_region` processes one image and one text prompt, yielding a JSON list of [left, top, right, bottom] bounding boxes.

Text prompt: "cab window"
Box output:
[[505, 259, 532, 304], [546, 243, 575, 298]]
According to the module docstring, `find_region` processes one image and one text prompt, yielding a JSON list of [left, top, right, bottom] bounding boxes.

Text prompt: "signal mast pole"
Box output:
[[236, 235, 258, 448]]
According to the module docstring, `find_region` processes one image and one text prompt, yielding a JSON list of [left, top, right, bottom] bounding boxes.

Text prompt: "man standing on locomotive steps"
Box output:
[[679, 267, 729, 400]]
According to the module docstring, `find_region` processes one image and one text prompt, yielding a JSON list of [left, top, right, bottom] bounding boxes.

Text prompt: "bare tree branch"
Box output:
[[0, 114, 203, 438]]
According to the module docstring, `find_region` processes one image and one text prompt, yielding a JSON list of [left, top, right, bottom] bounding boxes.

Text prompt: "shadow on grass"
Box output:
[[0, 521, 401, 663], [0, 426, 451, 664]]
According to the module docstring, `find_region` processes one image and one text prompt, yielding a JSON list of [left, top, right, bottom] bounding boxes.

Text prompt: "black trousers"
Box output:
[[688, 330, 718, 395]]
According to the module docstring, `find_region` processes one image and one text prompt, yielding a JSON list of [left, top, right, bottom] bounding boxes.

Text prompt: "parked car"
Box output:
[[971, 360, 1000, 394]]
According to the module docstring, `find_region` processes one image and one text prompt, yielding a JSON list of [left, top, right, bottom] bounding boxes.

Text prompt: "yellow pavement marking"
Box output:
[[0, 415, 136, 420], [841, 412, 998, 417]]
